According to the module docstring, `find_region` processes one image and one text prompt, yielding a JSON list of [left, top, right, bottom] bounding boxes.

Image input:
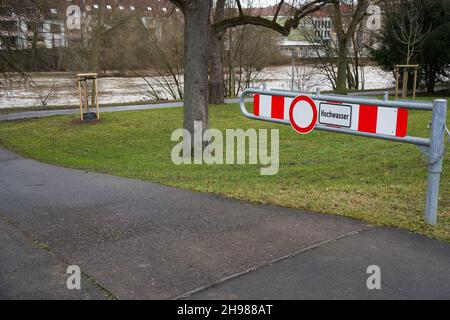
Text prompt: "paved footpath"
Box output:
[[0, 98, 246, 121], [0, 147, 449, 299]]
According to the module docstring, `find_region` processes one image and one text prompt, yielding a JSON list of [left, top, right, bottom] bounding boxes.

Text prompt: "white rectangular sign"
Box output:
[[319, 103, 352, 128], [253, 94, 409, 137]]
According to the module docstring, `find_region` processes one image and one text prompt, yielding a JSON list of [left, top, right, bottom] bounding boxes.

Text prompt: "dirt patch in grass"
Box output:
[[69, 119, 102, 126]]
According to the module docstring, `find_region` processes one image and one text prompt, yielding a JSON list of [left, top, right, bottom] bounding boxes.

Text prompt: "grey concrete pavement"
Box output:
[[188, 228, 450, 299], [0, 147, 449, 299], [0, 217, 106, 299]]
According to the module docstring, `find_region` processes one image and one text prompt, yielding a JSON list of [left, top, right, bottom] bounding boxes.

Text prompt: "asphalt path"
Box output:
[[0, 98, 246, 121], [0, 147, 448, 299]]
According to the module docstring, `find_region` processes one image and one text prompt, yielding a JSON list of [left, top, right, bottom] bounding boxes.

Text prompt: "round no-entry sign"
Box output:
[[289, 95, 318, 134]]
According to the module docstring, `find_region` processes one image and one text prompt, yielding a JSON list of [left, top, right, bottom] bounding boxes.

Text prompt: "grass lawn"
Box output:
[[0, 98, 449, 241]]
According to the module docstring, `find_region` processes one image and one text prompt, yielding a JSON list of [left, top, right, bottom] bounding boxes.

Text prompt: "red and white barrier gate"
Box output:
[[253, 93, 408, 137], [240, 88, 447, 225]]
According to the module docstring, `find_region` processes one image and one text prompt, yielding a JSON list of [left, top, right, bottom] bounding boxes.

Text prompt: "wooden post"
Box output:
[[395, 66, 400, 100], [77, 73, 99, 121], [413, 67, 418, 100], [78, 76, 83, 120], [395, 65, 420, 100], [91, 78, 96, 114], [402, 68, 408, 99], [95, 78, 100, 120], [84, 78, 89, 114]]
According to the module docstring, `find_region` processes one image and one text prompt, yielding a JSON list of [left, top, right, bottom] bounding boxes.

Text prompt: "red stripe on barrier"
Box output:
[[254, 94, 260, 116], [395, 108, 408, 137], [271, 96, 285, 120], [358, 105, 378, 133]]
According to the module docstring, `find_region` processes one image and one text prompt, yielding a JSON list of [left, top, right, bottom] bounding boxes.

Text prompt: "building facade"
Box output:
[[1, 1, 382, 55], [0, 0, 175, 49]]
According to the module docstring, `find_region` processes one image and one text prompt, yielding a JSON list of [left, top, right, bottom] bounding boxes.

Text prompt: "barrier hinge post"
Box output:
[[425, 99, 447, 225]]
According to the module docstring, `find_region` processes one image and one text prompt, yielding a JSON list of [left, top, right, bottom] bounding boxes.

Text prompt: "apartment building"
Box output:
[[0, 0, 176, 49]]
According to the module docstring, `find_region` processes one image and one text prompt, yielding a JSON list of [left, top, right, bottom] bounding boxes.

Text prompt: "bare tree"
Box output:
[[290, 63, 324, 92], [331, 0, 371, 94], [225, 25, 280, 97], [124, 7, 185, 101], [300, 17, 339, 89], [28, 52, 63, 108], [151, 23, 184, 99], [299, 14, 367, 91], [0, 0, 63, 106], [390, 0, 430, 65], [168, 0, 333, 139], [80, 1, 137, 73], [0, 1, 41, 97]]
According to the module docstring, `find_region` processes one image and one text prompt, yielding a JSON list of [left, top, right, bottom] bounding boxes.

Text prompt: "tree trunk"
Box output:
[[336, 39, 348, 94], [208, 0, 225, 105], [90, 2, 103, 72], [331, 0, 368, 95], [209, 30, 225, 104], [183, 0, 211, 136], [90, 37, 100, 72], [426, 65, 436, 93]]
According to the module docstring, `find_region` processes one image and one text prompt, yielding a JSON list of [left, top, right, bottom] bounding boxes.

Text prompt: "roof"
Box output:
[[278, 39, 311, 46], [0, 0, 176, 18], [245, 3, 296, 17], [309, 3, 353, 18]]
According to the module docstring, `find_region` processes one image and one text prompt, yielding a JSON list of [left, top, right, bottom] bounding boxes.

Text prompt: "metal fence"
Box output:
[[239, 88, 447, 225]]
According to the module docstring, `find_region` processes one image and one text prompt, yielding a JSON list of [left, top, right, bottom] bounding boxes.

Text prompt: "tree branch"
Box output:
[[170, 0, 186, 12], [347, 0, 370, 38], [214, 0, 334, 36], [273, 0, 285, 22], [214, 15, 287, 35], [236, 0, 244, 16]]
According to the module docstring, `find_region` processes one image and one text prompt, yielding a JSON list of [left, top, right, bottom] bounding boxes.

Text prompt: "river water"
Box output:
[[0, 65, 394, 109]]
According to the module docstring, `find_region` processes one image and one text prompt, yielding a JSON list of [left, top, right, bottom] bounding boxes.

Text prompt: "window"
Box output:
[[27, 21, 40, 33], [1, 20, 17, 31], [50, 23, 61, 34], [1, 36, 17, 47]]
